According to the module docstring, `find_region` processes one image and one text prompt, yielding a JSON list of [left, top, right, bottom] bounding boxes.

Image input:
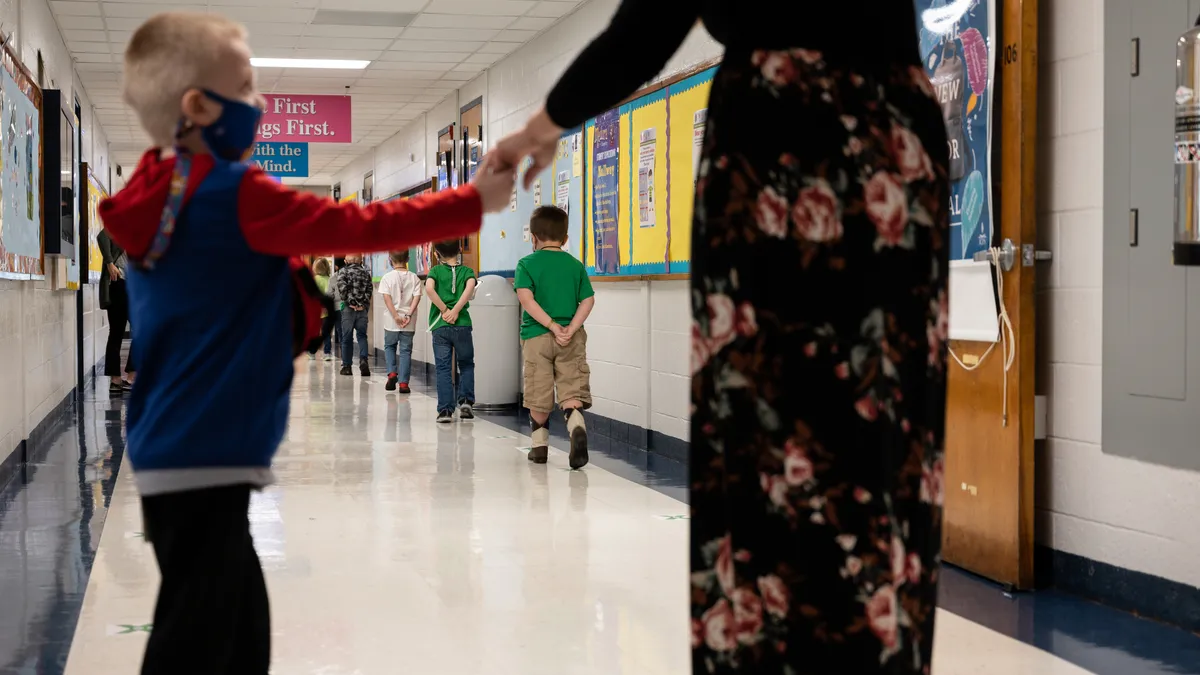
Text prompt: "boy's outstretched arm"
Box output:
[[239, 171, 481, 256]]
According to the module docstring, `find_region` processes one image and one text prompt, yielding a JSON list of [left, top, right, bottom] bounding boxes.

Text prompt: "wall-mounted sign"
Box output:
[[258, 94, 351, 143], [252, 142, 309, 178]]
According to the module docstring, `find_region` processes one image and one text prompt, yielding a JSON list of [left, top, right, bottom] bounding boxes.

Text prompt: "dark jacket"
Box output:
[[336, 263, 373, 310], [97, 229, 125, 310]]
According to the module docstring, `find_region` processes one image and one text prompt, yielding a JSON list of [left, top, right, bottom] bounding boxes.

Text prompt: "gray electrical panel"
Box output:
[[1104, 0, 1200, 471]]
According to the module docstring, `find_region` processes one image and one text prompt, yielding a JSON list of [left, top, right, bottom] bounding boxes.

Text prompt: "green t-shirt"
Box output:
[[427, 263, 476, 330], [513, 249, 595, 340]]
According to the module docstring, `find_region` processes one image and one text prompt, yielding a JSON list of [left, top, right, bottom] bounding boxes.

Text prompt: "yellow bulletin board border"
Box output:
[[582, 59, 719, 279], [83, 163, 108, 283]]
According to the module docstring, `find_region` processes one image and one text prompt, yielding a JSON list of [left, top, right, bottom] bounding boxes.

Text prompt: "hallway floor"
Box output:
[[1, 360, 1198, 674]]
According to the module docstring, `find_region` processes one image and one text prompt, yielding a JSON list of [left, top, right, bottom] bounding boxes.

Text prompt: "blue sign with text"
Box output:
[[252, 142, 308, 178]]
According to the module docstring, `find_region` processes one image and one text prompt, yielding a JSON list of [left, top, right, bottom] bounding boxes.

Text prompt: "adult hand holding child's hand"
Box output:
[[471, 154, 517, 213]]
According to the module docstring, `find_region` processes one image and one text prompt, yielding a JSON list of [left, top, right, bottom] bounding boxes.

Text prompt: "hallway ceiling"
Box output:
[[50, 0, 582, 186]]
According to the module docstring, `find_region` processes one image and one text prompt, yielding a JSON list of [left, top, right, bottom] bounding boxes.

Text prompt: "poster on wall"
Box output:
[[591, 109, 621, 275], [87, 172, 108, 283], [637, 128, 657, 228], [0, 50, 42, 280], [915, 0, 999, 342]]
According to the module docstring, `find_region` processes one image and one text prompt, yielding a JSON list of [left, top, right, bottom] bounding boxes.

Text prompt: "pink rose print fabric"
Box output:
[[689, 50, 949, 674]]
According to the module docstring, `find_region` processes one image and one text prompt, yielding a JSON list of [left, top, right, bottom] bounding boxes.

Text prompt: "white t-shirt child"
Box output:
[[378, 267, 421, 333]]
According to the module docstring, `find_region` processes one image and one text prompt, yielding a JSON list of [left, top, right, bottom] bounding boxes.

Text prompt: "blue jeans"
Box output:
[[383, 330, 414, 382], [432, 326, 475, 413], [340, 308, 369, 366]]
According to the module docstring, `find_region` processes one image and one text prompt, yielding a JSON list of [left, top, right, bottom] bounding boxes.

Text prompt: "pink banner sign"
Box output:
[[258, 94, 351, 143]]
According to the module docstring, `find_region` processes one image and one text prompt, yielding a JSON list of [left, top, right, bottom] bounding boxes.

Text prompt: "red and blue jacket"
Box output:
[[100, 150, 481, 495]]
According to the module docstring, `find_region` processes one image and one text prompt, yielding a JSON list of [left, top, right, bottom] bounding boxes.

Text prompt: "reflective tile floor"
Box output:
[[1, 360, 1198, 674]]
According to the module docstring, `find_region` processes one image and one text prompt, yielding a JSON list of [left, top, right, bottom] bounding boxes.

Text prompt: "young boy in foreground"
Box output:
[[99, 12, 513, 674], [513, 206, 595, 469], [425, 239, 477, 423]]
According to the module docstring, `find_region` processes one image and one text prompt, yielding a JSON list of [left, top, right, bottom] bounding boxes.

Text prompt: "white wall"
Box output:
[[0, 0, 115, 465], [1036, 0, 1200, 589], [333, 0, 718, 441]]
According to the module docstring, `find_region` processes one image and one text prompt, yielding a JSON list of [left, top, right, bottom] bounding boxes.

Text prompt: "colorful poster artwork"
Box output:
[[637, 127, 657, 228], [555, 170, 570, 212], [87, 173, 108, 283], [915, 0, 994, 261], [0, 57, 41, 279], [692, 109, 707, 183], [591, 109, 621, 275]]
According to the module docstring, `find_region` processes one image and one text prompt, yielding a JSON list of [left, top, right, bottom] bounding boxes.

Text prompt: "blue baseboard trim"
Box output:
[[0, 390, 77, 496], [1036, 545, 1200, 633]]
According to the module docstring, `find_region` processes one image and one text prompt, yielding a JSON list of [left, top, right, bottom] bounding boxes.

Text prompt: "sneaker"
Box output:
[[565, 409, 588, 470], [458, 402, 474, 421], [122, 380, 134, 391], [360, 359, 371, 377], [324, 354, 334, 362], [436, 410, 454, 424], [386, 373, 398, 391], [108, 381, 123, 395], [397, 382, 411, 394], [308, 353, 317, 361], [340, 365, 353, 376]]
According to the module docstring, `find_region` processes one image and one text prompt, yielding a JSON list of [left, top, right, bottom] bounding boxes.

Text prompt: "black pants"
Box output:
[[141, 484, 270, 675], [103, 280, 135, 377]]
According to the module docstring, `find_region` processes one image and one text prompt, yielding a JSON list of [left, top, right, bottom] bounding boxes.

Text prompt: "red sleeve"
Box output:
[[237, 168, 483, 256]]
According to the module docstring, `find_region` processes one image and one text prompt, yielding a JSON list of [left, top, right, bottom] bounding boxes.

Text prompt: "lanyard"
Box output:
[[140, 152, 192, 270]]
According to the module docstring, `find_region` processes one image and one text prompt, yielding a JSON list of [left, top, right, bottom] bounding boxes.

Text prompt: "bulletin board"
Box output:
[[478, 129, 586, 275], [475, 62, 715, 281], [85, 167, 106, 283], [0, 40, 43, 280], [583, 64, 714, 278], [375, 177, 437, 278]]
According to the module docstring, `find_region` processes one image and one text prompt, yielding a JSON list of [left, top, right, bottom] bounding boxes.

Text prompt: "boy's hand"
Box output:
[[549, 323, 569, 343], [555, 325, 576, 346], [399, 315, 411, 329], [443, 309, 459, 324], [471, 154, 517, 213]]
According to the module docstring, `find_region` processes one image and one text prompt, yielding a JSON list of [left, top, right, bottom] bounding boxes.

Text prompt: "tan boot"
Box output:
[[528, 418, 549, 464], [565, 409, 588, 470]]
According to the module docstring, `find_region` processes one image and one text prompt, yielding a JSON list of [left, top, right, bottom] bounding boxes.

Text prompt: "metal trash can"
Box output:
[[471, 275, 520, 410]]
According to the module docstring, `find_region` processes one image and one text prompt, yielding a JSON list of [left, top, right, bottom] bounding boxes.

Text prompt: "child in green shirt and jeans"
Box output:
[[513, 206, 595, 469], [425, 239, 477, 423]]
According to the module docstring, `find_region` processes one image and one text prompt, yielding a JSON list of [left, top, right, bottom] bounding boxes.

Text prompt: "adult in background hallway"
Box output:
[[492, 3, 950, 673], [337, 254, 373, 377], [98, 228, 136, 395]]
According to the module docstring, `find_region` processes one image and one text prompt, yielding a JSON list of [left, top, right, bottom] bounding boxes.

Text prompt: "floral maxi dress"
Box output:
[[689, 49, 950, 674]]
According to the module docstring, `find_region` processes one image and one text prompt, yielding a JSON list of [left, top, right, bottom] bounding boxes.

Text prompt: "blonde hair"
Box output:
[[122, 12, 247, 147]]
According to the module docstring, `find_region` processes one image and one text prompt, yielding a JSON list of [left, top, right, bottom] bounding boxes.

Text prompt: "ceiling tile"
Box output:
[[509, 16, 554, 30], [399, 27, 499, 42], [290, 48, 384, 60], [526, 1, 577, 18], [52, 1, 102, 17], [302, 24, 403, 39], [101, 3, 206, 19], [495, 29, 537, 42], [64, 29, 108, 42], [316, 0, 428, 10], [389, 39, 484, 52], [410, 13, 517, 29], [223, 6, 315, 23], [57, 15, 105, 29], [74, 53, 115, 63], [463, 52, 498, 65], [475, 41, 518, 55], [376, 51, 468, 64], [71, 42, 112, 54], [422, 1, 536, 16]]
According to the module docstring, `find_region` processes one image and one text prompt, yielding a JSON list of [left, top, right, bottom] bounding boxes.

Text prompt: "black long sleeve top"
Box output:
[[545, 0, 923, 129]]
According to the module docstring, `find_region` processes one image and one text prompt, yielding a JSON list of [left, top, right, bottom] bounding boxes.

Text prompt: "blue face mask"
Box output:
[[196, 90, 262, 162]]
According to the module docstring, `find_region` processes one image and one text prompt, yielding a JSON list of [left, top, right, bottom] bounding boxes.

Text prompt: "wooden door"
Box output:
[[941, 0, 1039, 589], [460, 100, 484, 275]]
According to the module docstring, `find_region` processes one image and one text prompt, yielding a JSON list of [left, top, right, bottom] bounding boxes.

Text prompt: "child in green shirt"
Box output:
[[425, 239, 477, 423], [513, 206, 595, 469]]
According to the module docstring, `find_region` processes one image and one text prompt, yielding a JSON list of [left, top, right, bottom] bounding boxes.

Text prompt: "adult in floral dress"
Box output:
[[492, 2, 950, 672]]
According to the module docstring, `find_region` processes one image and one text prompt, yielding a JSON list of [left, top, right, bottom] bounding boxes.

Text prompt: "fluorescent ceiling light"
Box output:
[[251, 58, 370, 70]]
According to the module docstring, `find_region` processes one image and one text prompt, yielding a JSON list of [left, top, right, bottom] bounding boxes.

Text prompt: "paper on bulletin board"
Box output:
[[692, 109, 706, 183], [571, 132, 583, 177], [532, 178, 541, 206], [948, 260, 1000, 342], [637, 128, 657, 229], [555, 171, 570, 212]]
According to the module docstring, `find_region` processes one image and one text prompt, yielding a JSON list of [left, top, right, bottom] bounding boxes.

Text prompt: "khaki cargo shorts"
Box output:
[[522, 327, 592, 414]]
